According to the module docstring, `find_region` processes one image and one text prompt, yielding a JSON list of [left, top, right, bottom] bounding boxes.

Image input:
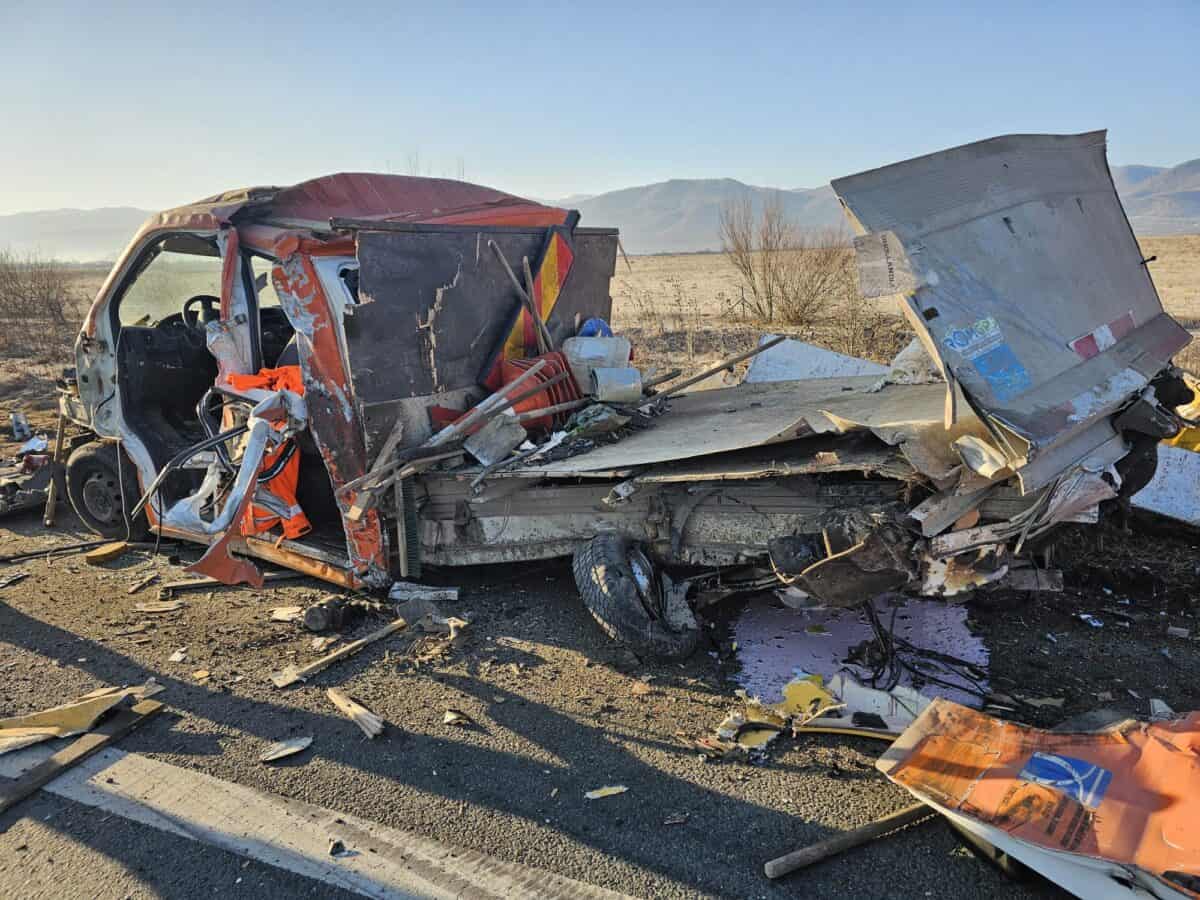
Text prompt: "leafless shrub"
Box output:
[[719, 193, 857, 326], [0, 250, 83, 361], [1177, 336, 1200, 377]]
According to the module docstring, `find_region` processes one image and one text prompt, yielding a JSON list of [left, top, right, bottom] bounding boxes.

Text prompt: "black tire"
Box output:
[[572, 534, 700, 660], [66, 442, 148, 540]]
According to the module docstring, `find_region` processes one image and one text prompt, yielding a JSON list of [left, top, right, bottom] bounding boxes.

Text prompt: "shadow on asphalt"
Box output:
[[0, 597, 843, 897]]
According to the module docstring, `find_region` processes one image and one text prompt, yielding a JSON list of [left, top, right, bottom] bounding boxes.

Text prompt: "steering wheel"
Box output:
[[183, 294, 221, 328]]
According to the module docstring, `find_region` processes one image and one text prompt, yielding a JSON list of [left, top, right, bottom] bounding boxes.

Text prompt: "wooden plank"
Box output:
[[159, 571, 304, 593], [270, 618, 406, 688], [0, 699, 162, 816], [763, 803, 933, 879]]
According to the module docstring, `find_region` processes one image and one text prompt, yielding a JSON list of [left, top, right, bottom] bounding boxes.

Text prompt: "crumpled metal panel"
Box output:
[[272, 246, 388, 585], [832, 132, 1191, 461], [529, 377, 993, 482]]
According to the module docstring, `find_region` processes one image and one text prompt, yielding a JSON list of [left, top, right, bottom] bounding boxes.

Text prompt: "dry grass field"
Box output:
[[1, 236, 1198, 421], [613, 234, 1200, 377]]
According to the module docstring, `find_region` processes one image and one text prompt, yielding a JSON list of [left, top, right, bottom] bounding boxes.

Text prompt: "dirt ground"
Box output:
[[1, 238, 1199, 898]]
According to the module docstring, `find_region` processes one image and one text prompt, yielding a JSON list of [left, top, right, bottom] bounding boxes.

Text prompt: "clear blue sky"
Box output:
[[1, 0, 1197, 214]]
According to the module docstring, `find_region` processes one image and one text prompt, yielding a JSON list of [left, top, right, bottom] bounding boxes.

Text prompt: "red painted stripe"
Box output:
[[1108, 311, 1135, 341], [1072, 334, 1100, 360]]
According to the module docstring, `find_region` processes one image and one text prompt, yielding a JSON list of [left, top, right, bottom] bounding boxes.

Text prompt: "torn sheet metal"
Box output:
[[833, 131, 1190, 484], [743, 334, 887, 382], [1133, 444, 1200, 526], [351, 228, 615, 413], [528, 377, 993, 483], [878, 699, 1200, 899], [629, 435, 917, 484], [273, 247, 387, 584]]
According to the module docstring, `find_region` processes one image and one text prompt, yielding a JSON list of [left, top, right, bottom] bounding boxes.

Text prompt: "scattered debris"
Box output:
[[326, 689, 384, 739], [10, 412, 31, 441], [630, 681, 654, 697], [168, 648, 187, 663], [1075, 613, 1104, 628], [270, 606, 304, 623], [442, 709, 472, 727], [388, 582, 459, 605], [0, 571, 29, 589], [271, 618, 407, 688], [584, 785, 628, 801], [662, 813, 689, 826], [157, 571, 304, 597], [732, 595, 989, 710], [259, 736, 313, 763], [418, 614, 469, 637], [135, 600, 185, 614], [1150, 698, 1175, 720], [311, 636, 339, 652], [192, 670, 210, 682], [1167, 625, 1191, 640], [303, 597, 386, 633], [126, 573, 158, 595], [1019, 696, 1065, 709]]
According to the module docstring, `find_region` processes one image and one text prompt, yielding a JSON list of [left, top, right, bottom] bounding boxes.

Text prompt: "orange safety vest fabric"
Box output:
[[226, 366, 306, 396], [226, 366, 311, 540]]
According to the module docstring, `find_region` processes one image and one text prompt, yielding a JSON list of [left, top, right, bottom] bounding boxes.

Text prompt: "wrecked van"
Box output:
[[60, 131, 1193, 659]]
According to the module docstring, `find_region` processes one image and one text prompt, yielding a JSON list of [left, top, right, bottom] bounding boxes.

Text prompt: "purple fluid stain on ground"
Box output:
[[731, 591, 989, 707]]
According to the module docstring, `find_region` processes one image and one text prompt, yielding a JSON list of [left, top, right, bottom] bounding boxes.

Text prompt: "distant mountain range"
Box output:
[[3, 160, 1198, 260]]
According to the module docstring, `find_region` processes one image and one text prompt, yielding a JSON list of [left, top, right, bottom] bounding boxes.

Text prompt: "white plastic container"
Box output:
[[590, 367, 643, 403], [562, 336, 632, 392]]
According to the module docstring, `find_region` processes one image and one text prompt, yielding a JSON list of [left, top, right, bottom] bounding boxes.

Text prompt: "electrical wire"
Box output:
[[859, 599, 993, 703]]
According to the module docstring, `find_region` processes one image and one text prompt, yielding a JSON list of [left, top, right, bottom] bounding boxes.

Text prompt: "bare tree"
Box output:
[[0, 251, 83, 360], [719, 193, 857, 327]]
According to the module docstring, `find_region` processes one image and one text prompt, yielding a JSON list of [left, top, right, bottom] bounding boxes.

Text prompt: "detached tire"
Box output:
[[572, 534, 700, 660], [66, 442, 147, 540]]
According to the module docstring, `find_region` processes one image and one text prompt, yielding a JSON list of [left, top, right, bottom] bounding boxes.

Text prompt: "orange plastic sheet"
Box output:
[[877, 699, 1200, 898]]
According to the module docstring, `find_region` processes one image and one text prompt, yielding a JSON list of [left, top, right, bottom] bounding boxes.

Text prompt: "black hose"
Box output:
[[195, 388, 237, 474]]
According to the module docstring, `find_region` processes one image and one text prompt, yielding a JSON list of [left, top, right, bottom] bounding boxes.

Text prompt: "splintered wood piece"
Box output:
[[326, 689, 384, 739], [270, 618, 406, 688], [85, 541, 131, 566]]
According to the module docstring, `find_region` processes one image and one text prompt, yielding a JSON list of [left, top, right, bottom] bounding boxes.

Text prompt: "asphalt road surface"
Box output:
[[3, 509, 1196, 899]]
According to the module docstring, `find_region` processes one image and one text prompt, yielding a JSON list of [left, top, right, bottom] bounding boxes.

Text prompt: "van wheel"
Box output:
[[66, 443, 147, 540], [572, 534, 700, 661]]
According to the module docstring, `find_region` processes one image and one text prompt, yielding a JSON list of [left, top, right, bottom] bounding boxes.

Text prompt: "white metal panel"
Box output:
[[832, 132, 1191, 454]]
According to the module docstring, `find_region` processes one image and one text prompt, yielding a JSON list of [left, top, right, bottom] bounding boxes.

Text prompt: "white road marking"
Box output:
[[0, 743, 632, 900]]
